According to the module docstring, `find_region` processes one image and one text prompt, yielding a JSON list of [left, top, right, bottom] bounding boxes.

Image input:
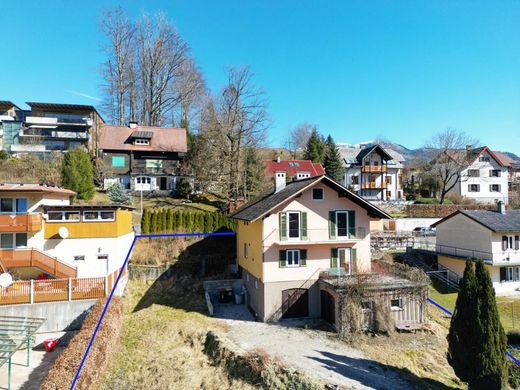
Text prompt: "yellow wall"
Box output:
[[44, 209, 133, 239], [237, 220, 263, 279]]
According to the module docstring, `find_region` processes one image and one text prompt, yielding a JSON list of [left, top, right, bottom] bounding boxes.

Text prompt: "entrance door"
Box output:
[[338, 248, 351, 275], [159, 177, 167, 190], [320, 290, 335, 325], [281, 288, 309, 318]]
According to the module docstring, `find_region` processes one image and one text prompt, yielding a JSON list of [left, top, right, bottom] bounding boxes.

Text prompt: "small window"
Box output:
[[254, 280, 258, 289], [97, 254, 108, 261], [83, 210, 116, 221], [65, 212, 80, 221], [390, 298, 402, 309], [288, 162, 294, 167], [286, 249, 300, 267], [244, 243, 248, 258], [0, 198, 13, 213], [111, 156, 125, 167], [47, 211, 80, 222], [295, 162, 300, 167], [490, 184, 501, 192], [83, 211, 99, 221], [0, 234, 13, 249], [361, 300, 372, 310], [74, 255, 85, 261], [312, 188, 324, 200], [16, 198, 28, 213], [100, 211, 115, 220], [467, 169, 480, 177], [351, 176, 359, 185], [15, 233, 27, 247], [468, 184, 480, 192], [386, 176, 392, 184], [479, 156, 490, 162], [134, 139, 150, 145], [489, 169, 501, 177]]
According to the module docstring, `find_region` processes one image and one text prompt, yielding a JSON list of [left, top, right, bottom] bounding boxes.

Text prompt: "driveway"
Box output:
[[223, 319, 412, 390]]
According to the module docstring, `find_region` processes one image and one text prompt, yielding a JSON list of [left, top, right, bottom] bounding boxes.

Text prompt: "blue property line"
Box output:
[[70, 231, 236, 389], [427, 297, 520, 366]]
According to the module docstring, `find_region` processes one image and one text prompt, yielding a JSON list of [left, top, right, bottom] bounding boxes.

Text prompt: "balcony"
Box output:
[[19, 129, 89, 140], [412, 242, 520, 265], [25, 116, 91, 127], [361, 165, 387, 173], [266, 227, 368, 245], [0, 213, 42, 232], [361, 182, 387, 190]]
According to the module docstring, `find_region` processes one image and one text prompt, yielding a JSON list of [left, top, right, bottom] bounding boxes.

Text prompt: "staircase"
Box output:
[[0, 248, 77, 278], [0, 259, 5, 273]]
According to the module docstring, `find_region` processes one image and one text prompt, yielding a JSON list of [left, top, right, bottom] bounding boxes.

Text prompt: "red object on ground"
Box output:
[[43, 338, 59, 352], [36, 273, 49, 280]]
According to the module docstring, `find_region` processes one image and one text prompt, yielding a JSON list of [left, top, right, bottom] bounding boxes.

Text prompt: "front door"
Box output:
[[338, 248, 351, 275], [159, 177, 167, 191]]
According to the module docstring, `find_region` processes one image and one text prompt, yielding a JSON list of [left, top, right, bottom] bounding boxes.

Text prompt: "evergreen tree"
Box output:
[[160, 209, 167, 232], [61, 147, 96, 200], [472, 260, 507, 389], [323, 135, 344, 183], [205, 213, 214, 232], [167, 209, 175, 232], [176, 210, 184, 231], [150, 210, 158, 233], [106, 182, 132, 204], [177, 177, 192, 199], [141, 209, 151, 234], [243, 147, 265, 199], [303, 129, 325, 163]]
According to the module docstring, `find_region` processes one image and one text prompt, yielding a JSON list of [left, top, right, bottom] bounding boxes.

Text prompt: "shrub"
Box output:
[[141, 209, 151, 234], [177, 177, 192, 199], [106, 182, 132, 205]]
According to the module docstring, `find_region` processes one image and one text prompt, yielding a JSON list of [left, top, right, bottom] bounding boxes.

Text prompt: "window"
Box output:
[[312, 188, 324, 200], [468, 184, 480, 192], [294, 162, 300, 167], [47, 211, 80, 222], [0, 234, 13, 249], [111, 156, 125, 167], [74, 255, 85, 261], [16, 199, 28, 213], [501, 266, 520, 282], [338, 248, 351, 275], [386, 191, 392, 198], [287, 212, 300, 239], [390, 298, 402, 310], [467, 169, 480, 177], [134, 139, 149, 145], [336, 211, 349, 237], [83, 210, 115, 222], [490, 184, 501, 192], [288, 162, 294, 167], [0, 233, 26, 248], [15, 233, 27, 247], [97, 254, 108, 261], [286, 249, 300, 267], [254, 280, 258, 289], [502, 235, 519, 251], [145, 159, 163, 169], [351, 176, 359, 185], [136, 177, 151, 184], [479, 156, 490, 162], [489, 169, 501, 177], [386, 176, 392, 184], [0, 198, 13, 213], [244, 243, 248, 258], [361, 300, 372, 311]]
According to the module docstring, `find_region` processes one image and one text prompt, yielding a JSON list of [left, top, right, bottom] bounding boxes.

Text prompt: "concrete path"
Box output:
[[225, 319, 412, 390]]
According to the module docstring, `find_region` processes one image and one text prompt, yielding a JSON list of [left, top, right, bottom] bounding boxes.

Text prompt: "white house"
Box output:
[[432, 202, 520, 295], [339, 144, 404, 201]]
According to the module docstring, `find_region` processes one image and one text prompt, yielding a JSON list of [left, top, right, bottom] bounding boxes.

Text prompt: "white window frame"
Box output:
[[0, 197, 28, 214], [46, 211, 81, 223], [390, 298, 403, 311], [286, 211, 301, 240], [286, 249, 300, 267], [338, 247, 352, 275], [134, 139, 150, 145], [82, 210, 116, 222], [312, 187, 324, 201], [505, 266, 520, 282], [479, 156, 490, 162], [490, 169, 501, 177], [467, 169, 480, 177], [335, 210, 350, 238], [0, 233, 27, 249]]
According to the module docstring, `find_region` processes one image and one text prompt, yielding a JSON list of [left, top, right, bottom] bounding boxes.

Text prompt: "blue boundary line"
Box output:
[[70, 231, 236, 389], [427, 297, 520, 366]]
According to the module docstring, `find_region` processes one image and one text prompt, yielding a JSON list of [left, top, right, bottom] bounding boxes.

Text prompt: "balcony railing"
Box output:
[[361, 165, 387, 173], [412, 242, 511, 263], [0, 213, 42, 232], [361, 182, 387, 190], [19, 129, 89, 140], [25, 116, 91, 126], [265, 227, 368, 244], [0, 248, 77, 278]]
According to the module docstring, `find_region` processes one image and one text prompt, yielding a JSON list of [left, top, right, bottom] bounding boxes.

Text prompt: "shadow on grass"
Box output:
[[308, 350, 455, 390], [133, 229, 236, 314]]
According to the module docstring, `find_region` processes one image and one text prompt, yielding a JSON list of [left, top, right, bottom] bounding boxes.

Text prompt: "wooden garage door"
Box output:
[[281, 288, 309, 319], [320, 290, 335, 324]]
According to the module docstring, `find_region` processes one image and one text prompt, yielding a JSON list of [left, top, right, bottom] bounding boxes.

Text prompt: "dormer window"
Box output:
[[134, 139, 149, 145]]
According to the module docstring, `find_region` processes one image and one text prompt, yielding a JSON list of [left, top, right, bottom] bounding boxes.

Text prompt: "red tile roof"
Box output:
[[264, 159, 326, 177], [493, 151, 519, 167], [99, 124, 187, 153], [0, 184, 76, 196]]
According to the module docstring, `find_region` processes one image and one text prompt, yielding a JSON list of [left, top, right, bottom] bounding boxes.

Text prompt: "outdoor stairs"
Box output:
[[0, 248, 77, 279], [0, 259, 5, 273], [396, 252, 460, 291]]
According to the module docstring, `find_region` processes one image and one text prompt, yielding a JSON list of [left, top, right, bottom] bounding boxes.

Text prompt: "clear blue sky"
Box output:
[[1, 1, 519, 152]]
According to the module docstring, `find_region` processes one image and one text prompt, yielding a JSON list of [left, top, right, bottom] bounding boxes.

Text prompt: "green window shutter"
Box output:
[[330, 248, 338, 268], [351, 248, 357, 274], [300, 249, 307, 266], [301, 212, 308, 240], [279, 212, 287, 241], [329, 211, 336, 240], [348, 210, 356, 238], [279, 250, 287, 267]]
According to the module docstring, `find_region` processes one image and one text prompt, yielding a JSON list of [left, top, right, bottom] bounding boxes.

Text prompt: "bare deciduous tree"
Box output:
[[285, 122, 315, 158]]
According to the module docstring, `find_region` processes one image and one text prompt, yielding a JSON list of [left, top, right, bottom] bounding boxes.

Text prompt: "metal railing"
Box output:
[[413, 242, 497, 261], [264, 227, 367, 244]]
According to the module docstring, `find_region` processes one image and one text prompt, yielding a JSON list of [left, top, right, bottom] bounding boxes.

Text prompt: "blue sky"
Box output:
[[1, 1, 519, 152]]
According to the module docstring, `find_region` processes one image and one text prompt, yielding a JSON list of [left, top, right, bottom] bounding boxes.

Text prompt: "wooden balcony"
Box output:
[[0, 248, 77, 278], [361, 182, 387, 190], [361, 165, 387, 173], [0, 213, 42, 232]]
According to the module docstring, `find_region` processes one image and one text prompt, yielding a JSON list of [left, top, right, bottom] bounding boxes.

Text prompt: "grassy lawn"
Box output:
[[429, 279, 520, 331], [101, 279, 253, 389]]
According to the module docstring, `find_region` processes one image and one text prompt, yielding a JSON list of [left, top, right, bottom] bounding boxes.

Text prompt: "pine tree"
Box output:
[[303, 129, 325, 163], [141, 209, 151, 234], [106, 182, 132, 204], [472, 260, 507, 389], [323, 135, 344, 183], [243, 147, 265, 199], [61, 147, 96, 200]]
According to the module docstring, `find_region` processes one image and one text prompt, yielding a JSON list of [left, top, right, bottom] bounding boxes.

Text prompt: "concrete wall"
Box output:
[[436, 213, 492, 255], [386, 218, 441, 232], [0, 299, 97, 333]]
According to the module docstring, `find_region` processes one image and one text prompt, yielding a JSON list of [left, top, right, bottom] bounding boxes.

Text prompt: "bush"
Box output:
[[509, 359, 520, 389], [176, 177, 192, 199], [106, 182, 132, 205], [140, 208, 236, 233]]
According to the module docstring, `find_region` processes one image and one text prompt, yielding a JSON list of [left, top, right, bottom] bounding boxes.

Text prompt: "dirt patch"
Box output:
[[40, 298, 123, 390]]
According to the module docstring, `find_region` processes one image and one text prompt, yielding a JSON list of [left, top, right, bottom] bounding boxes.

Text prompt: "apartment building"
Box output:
[[0, 101, 24, 154], [339, 144, 405, 201], [98, 122, 187, 192]]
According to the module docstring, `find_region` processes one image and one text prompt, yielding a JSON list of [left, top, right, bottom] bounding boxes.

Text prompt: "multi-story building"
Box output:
[[339, 144, 405, 201], [98, 122, 187, 192], [0, 184, 134, 280], [432, 202, 520, 295], [231, 174, 428, 330], [0, 101, 24, 154], [445, 146, 509, 205], [0, 101, 105, 156], [493, 151, 520, 191]]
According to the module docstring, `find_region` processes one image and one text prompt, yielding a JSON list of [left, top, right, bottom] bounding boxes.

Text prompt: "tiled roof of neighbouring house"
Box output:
[[433, 209, 520, 233], [0, 184, 76, 196], [338, 144, 404, 168], [264, 159, 325, 177], [230, 175, 391, 222], [99, 124, 187, 153]]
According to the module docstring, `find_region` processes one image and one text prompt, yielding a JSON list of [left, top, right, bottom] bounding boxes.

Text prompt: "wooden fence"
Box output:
[[0, 267, 127, 306]]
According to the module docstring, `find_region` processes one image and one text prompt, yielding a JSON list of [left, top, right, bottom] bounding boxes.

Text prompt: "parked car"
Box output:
[[413, 226, 436, 236]]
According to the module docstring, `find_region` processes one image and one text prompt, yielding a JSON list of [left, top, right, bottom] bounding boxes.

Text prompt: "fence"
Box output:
[[0, 267, 126, 306]]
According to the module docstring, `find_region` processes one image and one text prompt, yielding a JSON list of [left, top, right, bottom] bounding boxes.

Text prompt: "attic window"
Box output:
[[312, 188, 324, 200], [479, 156, 490, 162], [134, 139, 149, 145]]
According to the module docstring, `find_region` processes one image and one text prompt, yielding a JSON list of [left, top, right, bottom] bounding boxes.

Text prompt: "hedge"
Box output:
[[141, 208, 236, 234]]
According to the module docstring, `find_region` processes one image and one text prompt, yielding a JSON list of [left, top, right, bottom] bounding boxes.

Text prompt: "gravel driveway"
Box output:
[[224, 319, 412, 390]]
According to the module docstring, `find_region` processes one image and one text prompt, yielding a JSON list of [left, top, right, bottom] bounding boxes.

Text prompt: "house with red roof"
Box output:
[[264, 158, 325, 182], [98, 122, 187, 192]]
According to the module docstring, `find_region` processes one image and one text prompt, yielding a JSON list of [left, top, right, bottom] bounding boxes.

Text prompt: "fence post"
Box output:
[[30, 280, 34, 304], [68, 278, 72, 302], [513, 302, 515, 329], [104, 275, 108, 296]]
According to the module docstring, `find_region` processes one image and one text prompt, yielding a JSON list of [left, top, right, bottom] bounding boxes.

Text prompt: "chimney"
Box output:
[[274, 171, 286, 193], [276, 156, 281, 164], [466, 144, 473, 151], [497, 200, 506, 215], [129, 121, 138, 129]]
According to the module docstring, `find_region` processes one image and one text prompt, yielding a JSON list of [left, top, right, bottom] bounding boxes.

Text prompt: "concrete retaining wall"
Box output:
[[0, 299, 98, 333], [386, 218, 440, 232]]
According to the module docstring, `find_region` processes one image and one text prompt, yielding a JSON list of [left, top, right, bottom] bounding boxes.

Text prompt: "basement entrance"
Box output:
[[320, 290, 335, 325], [281, 288, 309, 319]]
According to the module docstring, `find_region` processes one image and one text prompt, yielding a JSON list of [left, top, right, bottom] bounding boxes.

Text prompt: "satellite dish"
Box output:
[[58, 226, 69, 239], [0, 273, 13, 288]]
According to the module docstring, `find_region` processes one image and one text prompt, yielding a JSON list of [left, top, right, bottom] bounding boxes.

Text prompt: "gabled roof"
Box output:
[[436, 146, 506, 168], [230, 175, 391, 222], [0, 184, 76, 196], [0, 101, 20, 110], [264, 159, 325, 177], [357, 144, 393, 162], [100, 124, 187, 153], [432, 209, 520, 233], [338, 144, 402, 167], [493, 151, 520, 168]]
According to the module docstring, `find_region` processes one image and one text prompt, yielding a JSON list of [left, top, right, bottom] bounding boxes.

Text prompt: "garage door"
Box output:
[[281, 288, 309, 319], [320, 290, 335, 325]]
